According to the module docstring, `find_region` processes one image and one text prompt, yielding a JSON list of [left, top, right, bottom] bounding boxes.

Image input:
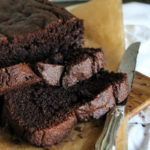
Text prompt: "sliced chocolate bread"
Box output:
[[1, 70, 128, 146], [36, 48, 105, 88], [0, 63, 41, 95], [74, 70, 129, 121], [0, 48, 104, 94], [0, 0, 83, 68], [62, 48, 105, 88], [1, 82, 78, 146]]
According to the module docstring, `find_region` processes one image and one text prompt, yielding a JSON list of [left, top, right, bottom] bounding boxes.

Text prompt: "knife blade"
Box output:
[[95, 42, 140, 150], [119, 42, 140, 92]]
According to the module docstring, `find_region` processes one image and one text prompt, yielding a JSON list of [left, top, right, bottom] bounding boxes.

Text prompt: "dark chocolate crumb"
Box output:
[[75, 126, 82, 132]]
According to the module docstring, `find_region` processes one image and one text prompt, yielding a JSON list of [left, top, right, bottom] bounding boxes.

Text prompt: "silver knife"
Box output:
[[95, 42, 141, 150]]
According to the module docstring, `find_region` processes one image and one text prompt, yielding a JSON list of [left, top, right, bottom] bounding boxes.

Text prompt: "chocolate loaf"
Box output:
[[0, 1, 129, 147], [1, 70, 128, 146], [0, 0, 83, 68]]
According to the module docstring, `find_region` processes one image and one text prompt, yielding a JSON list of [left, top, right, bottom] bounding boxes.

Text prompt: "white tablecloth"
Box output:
[[123, 2, 150, 150]]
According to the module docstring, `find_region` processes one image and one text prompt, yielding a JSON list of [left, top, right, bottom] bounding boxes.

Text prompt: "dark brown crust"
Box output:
[[0, 63, 41, 95], [0, 0, 84, 68], [0, 0, 76, 39], [25, 112, 77, 146], [75, 86, 116, 121]]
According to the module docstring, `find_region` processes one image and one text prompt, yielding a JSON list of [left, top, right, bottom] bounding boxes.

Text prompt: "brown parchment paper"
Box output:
[[0, 0, 125, 150], [69, 0, 125, 71]]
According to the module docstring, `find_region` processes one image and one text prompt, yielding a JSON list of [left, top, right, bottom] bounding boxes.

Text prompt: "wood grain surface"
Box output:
[[126, 72, 150, 119]]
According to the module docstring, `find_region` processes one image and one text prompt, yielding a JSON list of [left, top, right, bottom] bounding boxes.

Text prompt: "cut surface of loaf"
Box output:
[[37, 48, 105, 88], [1, 70, 128, 146], [0, 48, 104, 95], [0, 0, 83, 68], [0, 63, 41, 95], [74, 70, 129, 121]]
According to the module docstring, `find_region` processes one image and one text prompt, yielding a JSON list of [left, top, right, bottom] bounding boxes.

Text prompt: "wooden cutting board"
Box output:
[[117, 72, 150, 150], [126, 72, 150, 119], [0, 72, 150, 150]]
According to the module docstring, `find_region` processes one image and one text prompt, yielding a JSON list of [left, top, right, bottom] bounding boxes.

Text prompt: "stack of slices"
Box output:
[[0, 0, 129, 147]]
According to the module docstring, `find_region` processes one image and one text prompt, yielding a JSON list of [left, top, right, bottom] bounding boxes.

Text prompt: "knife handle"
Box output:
[[95, 106, 125, 150]]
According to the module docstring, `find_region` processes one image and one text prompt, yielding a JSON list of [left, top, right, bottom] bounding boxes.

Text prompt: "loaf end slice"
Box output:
[[0, 63, 41, 95]]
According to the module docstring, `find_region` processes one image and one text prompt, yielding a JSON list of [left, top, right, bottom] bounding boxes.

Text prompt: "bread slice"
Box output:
[[37, 48, 105, 88], [1, 70, 128, 146], [75, 70, 128, 121], [0, 63, 41, 95]]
